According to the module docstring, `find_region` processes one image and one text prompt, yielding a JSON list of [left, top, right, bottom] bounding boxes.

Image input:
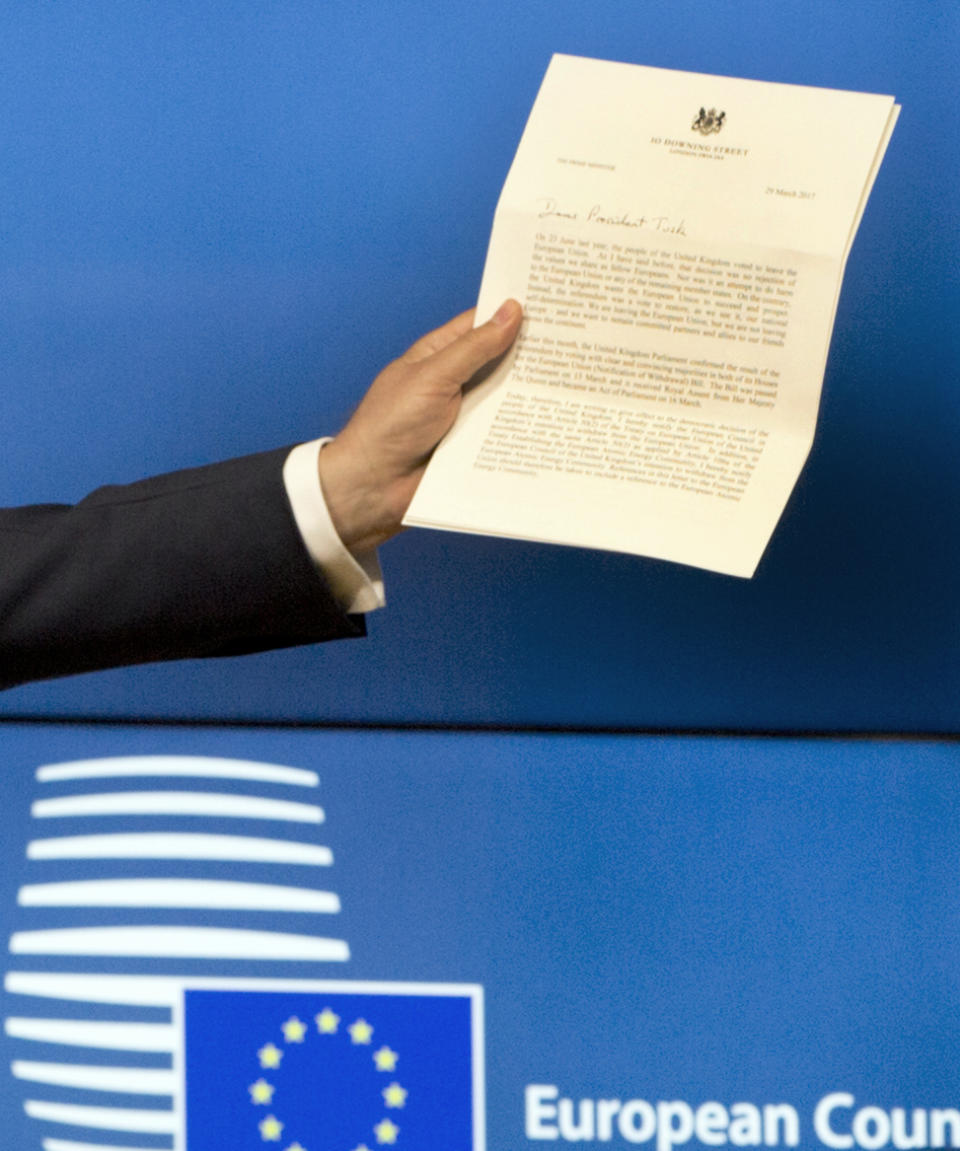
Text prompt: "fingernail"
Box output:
[[492, 299, 520, 327]]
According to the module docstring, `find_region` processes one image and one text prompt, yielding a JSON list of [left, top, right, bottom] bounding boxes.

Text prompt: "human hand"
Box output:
[[317, 299, 523, 554]]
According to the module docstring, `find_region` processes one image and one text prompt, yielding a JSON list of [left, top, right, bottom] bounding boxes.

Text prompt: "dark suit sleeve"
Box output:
[[0, 447, 365, 690]]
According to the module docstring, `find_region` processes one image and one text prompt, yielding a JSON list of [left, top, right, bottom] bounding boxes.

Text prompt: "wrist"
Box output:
[[317, 436, 410, 555]]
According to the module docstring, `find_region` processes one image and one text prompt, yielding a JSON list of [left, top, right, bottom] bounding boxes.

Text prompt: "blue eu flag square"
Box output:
[[184, 981, 482, 1149]]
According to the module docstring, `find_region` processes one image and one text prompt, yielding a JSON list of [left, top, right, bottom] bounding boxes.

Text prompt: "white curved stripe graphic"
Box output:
[[5, 973, 436, 1009], [24, 1100, 175, 1133], [42, 1141, 155, 1151], [18, 878, 341, 913], [6, 973, 186, 1007], [37, 756, 318, 787], [31, 792, 324, 823], [43, 1140, 158, 1151], [27, 832, 332, 865], [5, 1018, 175, 1052], [14, 1061, 176, 1095], [10, 925, 350, 961]]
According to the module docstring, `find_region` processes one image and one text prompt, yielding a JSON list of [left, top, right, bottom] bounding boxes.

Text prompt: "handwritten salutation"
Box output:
[[537, 198, 686, 235]]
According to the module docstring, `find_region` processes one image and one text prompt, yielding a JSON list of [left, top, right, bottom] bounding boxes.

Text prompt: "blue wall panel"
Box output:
[[1, 724, 958, 1147], [1, 2, 958, 729]]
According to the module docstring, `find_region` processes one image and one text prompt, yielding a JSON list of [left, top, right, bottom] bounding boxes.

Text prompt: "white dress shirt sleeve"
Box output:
[[282, 439, 385, 615]]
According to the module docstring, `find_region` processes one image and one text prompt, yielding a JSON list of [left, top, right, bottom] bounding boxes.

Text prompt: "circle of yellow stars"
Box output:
[[249, 1007, 408, 1148]]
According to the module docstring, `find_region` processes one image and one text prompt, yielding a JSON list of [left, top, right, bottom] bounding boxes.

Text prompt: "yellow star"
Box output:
[[282, 1016, 307, 1043], [248, 1078, 275, 1105], [315, 1007, 340, 1034], [259, 1114, 284, 1142], [372, 1046, 398, 1072], [351, 1145, 372, 1151], [258, 1043, 283, 1069], [348, 1018, 374, 1045], [374, 1118, 400, 1145], [382, 1082, 408, 1109], [284, 1144, 308, 1151]]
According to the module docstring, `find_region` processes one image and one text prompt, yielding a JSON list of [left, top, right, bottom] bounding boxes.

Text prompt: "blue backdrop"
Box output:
[[1, 725, 958, 1148], [1, 2, 957, 730]]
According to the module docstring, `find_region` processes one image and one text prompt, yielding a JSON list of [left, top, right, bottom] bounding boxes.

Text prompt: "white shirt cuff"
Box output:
[[282, 439, 385, 615]]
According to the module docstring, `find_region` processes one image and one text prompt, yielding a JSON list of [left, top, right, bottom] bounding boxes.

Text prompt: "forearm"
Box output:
[[0, 448, 363, 690]]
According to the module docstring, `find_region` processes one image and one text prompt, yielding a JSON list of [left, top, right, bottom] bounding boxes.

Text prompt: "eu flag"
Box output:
[[184, 983, 481, 1149]]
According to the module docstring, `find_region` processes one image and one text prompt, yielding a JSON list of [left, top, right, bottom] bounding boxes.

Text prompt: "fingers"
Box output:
[[401, 308, 477, 364], [421, 299, 523, 388], [401, 299, 522, 368], [318, 299, 523, 554]]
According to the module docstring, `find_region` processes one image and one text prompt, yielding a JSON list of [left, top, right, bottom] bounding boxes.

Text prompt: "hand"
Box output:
[[317, 299, 523, 554]]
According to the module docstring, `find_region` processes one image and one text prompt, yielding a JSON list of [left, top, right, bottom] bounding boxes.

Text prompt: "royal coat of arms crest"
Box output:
[[692, 106, 726, 134]]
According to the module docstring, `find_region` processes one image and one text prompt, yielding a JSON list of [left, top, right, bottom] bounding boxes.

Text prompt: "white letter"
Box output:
[[619, 1100, 656, 1144], [815, 1094, 855, 1150], [930, 1109, 960, 1148], [891, 1108, 927, 1149], [658, 1101, 695, 1151], [527, 1084, 560, 1140], [597, 1100, 622, 1142], [696, 1102, 730, 1145], [729, 1103, 763, 1146], [764, 1104, 800, 1147], [559, 1098, 596, 1141], [853, 1107, 891, 1150]]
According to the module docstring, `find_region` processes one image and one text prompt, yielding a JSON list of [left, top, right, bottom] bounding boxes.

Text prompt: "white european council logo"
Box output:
[[3, 755, 484, 1151]]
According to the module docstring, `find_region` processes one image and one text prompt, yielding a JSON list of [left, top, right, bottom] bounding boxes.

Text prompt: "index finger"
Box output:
[[400, 308, 478, 364], [418, 299, 523, 389]]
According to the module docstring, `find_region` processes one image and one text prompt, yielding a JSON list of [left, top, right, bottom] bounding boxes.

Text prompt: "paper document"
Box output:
[[405, 55, 899, 577]]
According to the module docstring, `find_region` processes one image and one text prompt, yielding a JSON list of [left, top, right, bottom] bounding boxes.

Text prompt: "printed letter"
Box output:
[[814, 1094, 855, 1150], [852, 1107, 890, 1151], [658, 1101, 695, 1151], [764, 1104, 800, 1147], [729, 1103, 763, 1146], [696, 1102, 730, 1145], [930, 1109, 960, 1148], [559, 1098, 596, 1141], [619, 1099, 657, 1144], [527, 1084, 560, 1140], [597, 1100, 623, 1142]]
